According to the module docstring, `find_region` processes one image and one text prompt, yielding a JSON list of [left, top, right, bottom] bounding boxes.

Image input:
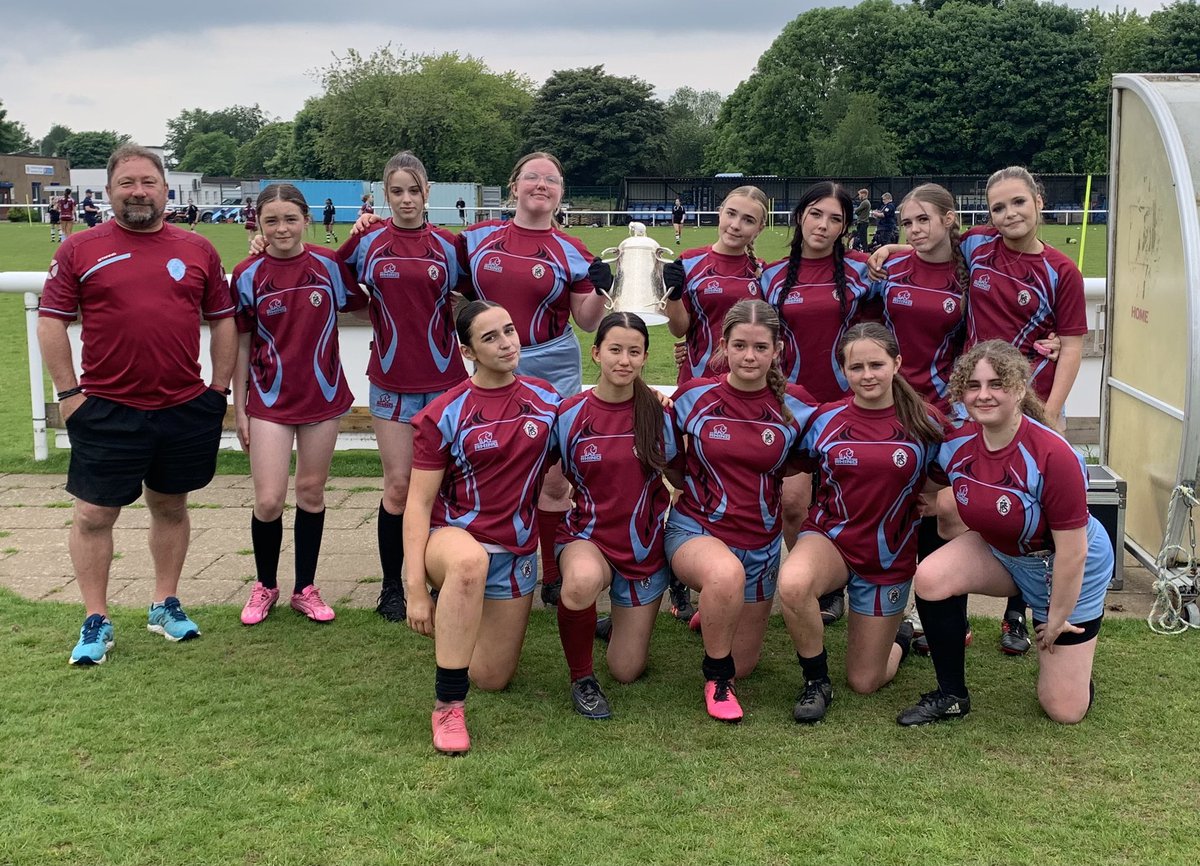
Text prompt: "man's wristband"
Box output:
[[56, 387, 83, 401]]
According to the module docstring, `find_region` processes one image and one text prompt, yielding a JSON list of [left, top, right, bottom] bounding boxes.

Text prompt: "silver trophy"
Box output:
[[599, 222, 675, 326]]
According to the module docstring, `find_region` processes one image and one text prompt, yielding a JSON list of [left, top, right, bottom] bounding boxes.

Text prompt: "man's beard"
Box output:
[[119, 199, 163, 228]]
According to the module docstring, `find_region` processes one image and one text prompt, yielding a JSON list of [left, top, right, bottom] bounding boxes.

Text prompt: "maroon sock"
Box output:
[[536, 508, 565, 587], [557, 602, 597, 681]]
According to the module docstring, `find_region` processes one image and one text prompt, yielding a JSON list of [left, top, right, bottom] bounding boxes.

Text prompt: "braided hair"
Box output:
[[783, 182, 854, 318]]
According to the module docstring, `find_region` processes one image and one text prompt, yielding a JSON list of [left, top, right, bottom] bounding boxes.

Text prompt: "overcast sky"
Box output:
[[3, 0, 1172, 146]]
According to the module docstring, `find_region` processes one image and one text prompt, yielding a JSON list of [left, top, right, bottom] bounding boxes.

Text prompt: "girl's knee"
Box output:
[[254, 495, 287, 522], [608, 658, 646, 684], [846, 669, 886, 695], [470, 666, 516, 692]]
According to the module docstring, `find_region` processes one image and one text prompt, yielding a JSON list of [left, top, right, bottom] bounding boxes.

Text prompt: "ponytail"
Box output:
[[948, 222, 970, 349], [631, 378, 667, 474], [891, 373, 943, 446]]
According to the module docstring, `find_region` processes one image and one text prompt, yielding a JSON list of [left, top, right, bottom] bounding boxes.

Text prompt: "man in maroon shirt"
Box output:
[[37, 144, 238, 666]]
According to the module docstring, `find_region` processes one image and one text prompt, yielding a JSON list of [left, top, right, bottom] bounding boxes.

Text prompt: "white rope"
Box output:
[[1148, 484, 1200, 634]]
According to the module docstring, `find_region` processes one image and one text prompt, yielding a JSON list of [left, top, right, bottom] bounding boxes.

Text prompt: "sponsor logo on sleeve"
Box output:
[[956, 485, 969, 506]]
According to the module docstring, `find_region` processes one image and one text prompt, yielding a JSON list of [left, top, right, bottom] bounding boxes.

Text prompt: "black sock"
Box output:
[[435, 665, 470, 703], [914, 593, 970, 698], [250, 514, 283, 590], [797, 649, 829, 683], [1088, 678, 1095, 711], [702, 653, 736, 682], [293, 507, 325, 593], [895, 623, 914, 663], [916, 517, 948, 560], [377, 502, 405, 592], [1004, 593, 1026, 618]]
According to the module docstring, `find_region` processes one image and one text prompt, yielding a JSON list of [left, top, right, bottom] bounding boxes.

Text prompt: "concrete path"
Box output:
[[0, 473, 1159, 621]]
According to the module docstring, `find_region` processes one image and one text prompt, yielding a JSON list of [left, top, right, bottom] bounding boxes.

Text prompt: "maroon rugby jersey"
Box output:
[[39, 221, 234, 409], [339, 221, 468, 393], [871, 253, 963, 414], [670, 376, 816, 549], [554, 390, 678, 579], [58, 195, 76, 220], [411, 376, 560, 554], [460, 221, 595, 347], [959, 227, 1087, 401], [675, 246, 763, 385], [761, 252, 873, 402], [802, 398, 938, 585], [232, 245, 368, 425], [939, 416, 1089, 556]]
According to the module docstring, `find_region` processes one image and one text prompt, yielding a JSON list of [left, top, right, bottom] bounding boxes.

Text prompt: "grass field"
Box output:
[[0, 220, 1109, 472], [0, 588, 1195, 866]]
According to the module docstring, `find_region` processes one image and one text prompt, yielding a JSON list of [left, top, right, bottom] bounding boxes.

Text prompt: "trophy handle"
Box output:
[[600, 247, 621, 264], [654, 247, 676, 263]]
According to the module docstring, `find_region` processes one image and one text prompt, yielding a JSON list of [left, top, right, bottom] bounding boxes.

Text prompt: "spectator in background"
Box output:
[[82, 190, 100, 228], [48, 196, 61, 243], [360, 193, 374, 215], [57, 190, 77, 240], [186, 199, 199, 231], [872, 192, 897, 247], [323, 198, 337, 244], [672, 197, 686, 245], [853, 188, 871, 251], [456, 197, 466, 226]]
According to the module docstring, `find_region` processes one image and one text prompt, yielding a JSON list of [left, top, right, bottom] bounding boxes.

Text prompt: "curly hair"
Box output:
[[948, 340, 1048, 425]]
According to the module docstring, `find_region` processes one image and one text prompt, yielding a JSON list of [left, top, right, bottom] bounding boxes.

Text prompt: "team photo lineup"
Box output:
[[40, 141, 1111, 756]]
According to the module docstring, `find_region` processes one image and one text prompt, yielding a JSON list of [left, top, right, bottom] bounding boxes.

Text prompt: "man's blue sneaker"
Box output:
[[147, 596, 201, 642], [69, 613, 114, 665]]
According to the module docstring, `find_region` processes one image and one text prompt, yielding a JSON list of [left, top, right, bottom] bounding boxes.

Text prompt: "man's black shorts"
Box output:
[[65, 390, 227, 507]]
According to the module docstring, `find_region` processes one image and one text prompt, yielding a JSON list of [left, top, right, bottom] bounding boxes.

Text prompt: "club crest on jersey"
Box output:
[[887, 586, 902, 605], [474, 431, 499, 452], [834, 447, 858, 466], [973, 273, 991, 292], [1017, 289, 1031, 306], [892, 448, 908, 467], [309, 291, 322, 307], [48, 260, 59, 279], [483, 256, 503, 274], [427, 265, 440, 281], [893, 290, 914, 307], [265, 298, 287, 316], [580, 443, 602, 463], [531, 264, 546, 279], [708, 424, 731, 441], [943, 297, 958, 314], [166, 258, 186, 282], [747, 280, 758, 296], [956, 485, 969, 506], [379, 263, 399, 279], [761, 428, 776, 446], [996, 494, 1012, 515], [703, 280, 723, 295], [523, 420, 539, 439], [785, 290, 803, 305]]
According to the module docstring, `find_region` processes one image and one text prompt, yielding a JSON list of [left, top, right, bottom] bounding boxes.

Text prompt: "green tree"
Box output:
[[658, 87, 723, 176], [809, 91, 899, 175], [39, 124, 73, 157], [59, 130, 130, 168], [706, 0, 918, 175], [1137, 0, 1200, 71], [0, 100, 33, 153], [291, 100, 329, 177], [234, 122, 299, 177], [176, 131, 238, 175], [165, 104, 270, 166], [312, 47, 533, 183], [522, 66, 666, 186]]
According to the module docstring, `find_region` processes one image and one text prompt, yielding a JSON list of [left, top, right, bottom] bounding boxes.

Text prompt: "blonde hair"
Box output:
[[985, 166, 1044, 225], [948, 340, 1048, 425], [720, 185, 769, 278], [506, 152, 565, 210]]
